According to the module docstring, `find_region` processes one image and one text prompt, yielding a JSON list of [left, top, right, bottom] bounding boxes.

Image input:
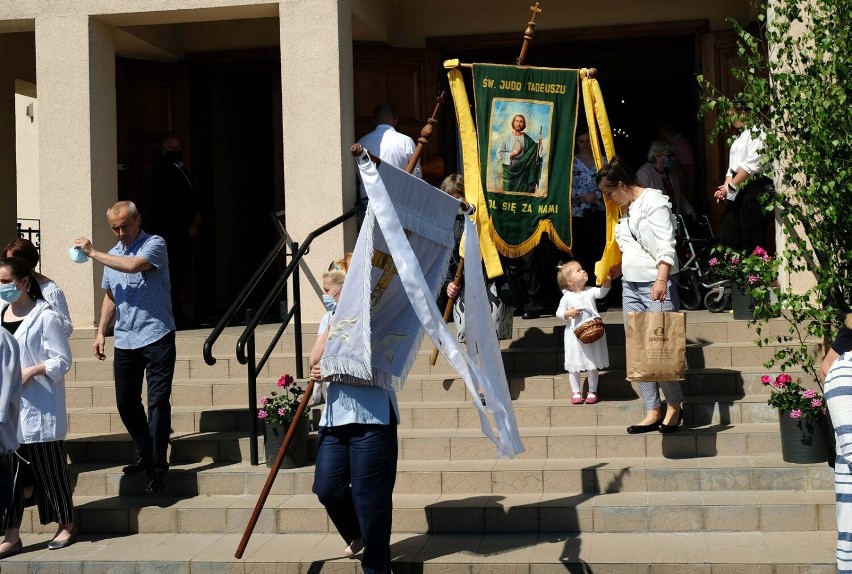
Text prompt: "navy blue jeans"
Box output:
[[313, 423, 398, 574], [114, 331, 176, 475]]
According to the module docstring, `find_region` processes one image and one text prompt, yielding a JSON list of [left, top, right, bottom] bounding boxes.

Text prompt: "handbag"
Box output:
[[625, 308, 687, 382], [574, 311, 605, 344]]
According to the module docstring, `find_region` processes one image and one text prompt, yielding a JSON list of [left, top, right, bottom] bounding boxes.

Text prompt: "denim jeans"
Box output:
[[313, 423, 398, 574]]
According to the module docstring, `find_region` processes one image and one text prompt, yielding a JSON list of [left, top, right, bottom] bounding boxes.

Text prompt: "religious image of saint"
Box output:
[[496, 114, 543, 193]]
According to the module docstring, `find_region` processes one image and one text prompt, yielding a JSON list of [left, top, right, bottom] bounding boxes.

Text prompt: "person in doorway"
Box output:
[[570, 132, 607, 287], [74, 201, 176, 494], [358, 103, 421, 177], [597, 155, 684, 434], [637, 140, 695, 218], [659, 119, 698, 205], [148, 134, 201, 329], [309, 255, 399, 574], [4, 238, 73, 337], [496, 114, 543, 193], [0, 321, 22, 559], [713, 107, 773, 253], [0, 257, 74, 555]]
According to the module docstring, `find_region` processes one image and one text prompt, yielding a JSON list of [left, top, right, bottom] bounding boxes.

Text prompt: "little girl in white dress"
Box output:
[[556, 261, 611, 404]]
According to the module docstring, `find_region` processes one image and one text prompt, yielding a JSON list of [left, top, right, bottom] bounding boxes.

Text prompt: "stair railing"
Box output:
[[203, 207, 357, 465]]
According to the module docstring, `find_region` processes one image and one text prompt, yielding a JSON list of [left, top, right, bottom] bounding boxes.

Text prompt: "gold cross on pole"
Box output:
[[370, 250, 399, 307], [517, 2, 542, 66]]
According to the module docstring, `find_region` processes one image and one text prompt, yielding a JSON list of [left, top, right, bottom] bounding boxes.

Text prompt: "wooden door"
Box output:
[[353, 46, 443, 185], [700, 29, 748, 232]]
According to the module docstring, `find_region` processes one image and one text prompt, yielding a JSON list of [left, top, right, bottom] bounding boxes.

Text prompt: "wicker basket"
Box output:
[[574, 316, 605, 344]]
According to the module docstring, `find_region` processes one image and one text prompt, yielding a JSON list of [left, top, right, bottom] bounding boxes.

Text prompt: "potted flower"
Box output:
[[257, 374, 309, 468], [762, 373, 831, 464], [708, 245, 778, 319]]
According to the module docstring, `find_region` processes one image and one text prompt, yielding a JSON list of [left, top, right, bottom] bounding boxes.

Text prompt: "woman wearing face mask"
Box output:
[[308, 253, 401, 574], [309, 253, 351, 405], [0, 257, 74, 558], [636, 140, 695, 219]]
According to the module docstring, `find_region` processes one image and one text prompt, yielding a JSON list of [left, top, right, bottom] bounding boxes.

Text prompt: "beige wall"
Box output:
[[14, 88, 39, 222]]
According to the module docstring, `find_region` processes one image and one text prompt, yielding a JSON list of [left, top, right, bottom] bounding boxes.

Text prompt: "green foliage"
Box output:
[[700, 0, 852, 386]]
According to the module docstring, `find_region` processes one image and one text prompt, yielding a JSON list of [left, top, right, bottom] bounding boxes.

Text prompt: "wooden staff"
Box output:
[[236, 95, 447, 559], [235, 378, 314, 559], [517, 3, 542, 66], [431, 5, 542, 367], [407, 91, 446, 174]]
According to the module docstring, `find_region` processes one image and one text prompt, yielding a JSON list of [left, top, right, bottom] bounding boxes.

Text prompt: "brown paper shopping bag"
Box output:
[[625, 311, 687, 382]]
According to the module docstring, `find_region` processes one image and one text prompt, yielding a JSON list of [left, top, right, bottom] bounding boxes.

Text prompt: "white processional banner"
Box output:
[[320, 151, 524, 459]]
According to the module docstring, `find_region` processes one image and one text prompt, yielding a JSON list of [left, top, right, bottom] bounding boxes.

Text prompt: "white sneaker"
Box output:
[[344, 538, 364, 558]]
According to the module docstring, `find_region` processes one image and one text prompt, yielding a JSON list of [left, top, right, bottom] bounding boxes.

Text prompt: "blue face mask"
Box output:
[[322, 294, 337, 312], [0, 282, 21, 304], [661, 157, 674, 170]]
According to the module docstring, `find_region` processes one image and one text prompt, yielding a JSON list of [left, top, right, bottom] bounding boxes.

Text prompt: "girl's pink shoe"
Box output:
[[585, 392, 599, 405], [571, 392, 585, 405]]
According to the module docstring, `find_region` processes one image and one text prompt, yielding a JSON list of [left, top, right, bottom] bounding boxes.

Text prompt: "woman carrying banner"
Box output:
[[309, 254, 399, 574], [596, 156, 684, 434]]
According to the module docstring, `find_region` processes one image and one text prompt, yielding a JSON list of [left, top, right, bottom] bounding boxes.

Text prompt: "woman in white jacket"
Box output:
[[0, 257, 74, 558]]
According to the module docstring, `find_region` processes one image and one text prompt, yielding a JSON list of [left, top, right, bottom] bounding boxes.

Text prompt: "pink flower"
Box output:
[[257, 410, 268, 419], [811, 399, 823, 408], [760, 375, 772, 385], [748, 275, 759, 285], [763, 254, 771, 262], [278, 408, 285, 416], [709, 257, 719, 266], [772, 379, 788, 389], [278, 374, 294, 387], [803, 389, 817, 398], [777, 373, 793, 384], [790, 409, 803, 419], [731, 257, 741, 266], [752, 246, 767, 257], [259, 396, 269, 405]]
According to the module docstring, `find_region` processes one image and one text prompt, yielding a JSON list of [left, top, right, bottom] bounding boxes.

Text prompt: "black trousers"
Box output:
[[720, 176, 774, 254], [2, 441, 74, 529], [114, 331, 176, 475]]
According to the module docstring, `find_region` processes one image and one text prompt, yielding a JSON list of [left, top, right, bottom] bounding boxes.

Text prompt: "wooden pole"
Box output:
[[430, 259, 464, 366], [406, 91, 446, 174], [517, 3, 542, 66], [235, 378, 315, 559]]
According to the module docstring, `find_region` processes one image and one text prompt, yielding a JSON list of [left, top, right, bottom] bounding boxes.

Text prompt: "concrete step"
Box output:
[[16, 487, 836, 535], [67, 455, 833, 498], [63, 419, 822, 466], [0, 531, 835, 572]]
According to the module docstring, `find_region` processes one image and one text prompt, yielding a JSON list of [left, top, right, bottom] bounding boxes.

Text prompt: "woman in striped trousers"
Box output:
[[0, 257, 75, 558]]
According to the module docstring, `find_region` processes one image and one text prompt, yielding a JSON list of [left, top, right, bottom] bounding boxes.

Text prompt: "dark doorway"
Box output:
[[116, 52, 284, 327], [188, 51, 284, 325]]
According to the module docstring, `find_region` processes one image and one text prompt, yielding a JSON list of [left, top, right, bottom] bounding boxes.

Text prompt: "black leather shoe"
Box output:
[[145, 475, 165, 494], [123, 456, 151, 475], [627, 420, 661, 434], [522, 311, 541, 319], [0, 539, 22, 559], [659, 409, 685, 434]]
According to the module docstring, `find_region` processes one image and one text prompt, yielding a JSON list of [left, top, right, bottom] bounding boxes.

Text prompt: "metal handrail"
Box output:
[[202, 206, 357, 465]]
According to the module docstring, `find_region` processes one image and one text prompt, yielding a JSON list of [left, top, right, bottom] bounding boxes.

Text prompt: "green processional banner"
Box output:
[[473, 63, 578, 256]]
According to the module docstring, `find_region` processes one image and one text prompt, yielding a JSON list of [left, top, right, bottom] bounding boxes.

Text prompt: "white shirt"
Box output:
[[41, 280, 73, 336], [614, 188, 679, 282], [3, 299, 71, 443], [357, 124, 421, 199], [726, 128, 767, 200]]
